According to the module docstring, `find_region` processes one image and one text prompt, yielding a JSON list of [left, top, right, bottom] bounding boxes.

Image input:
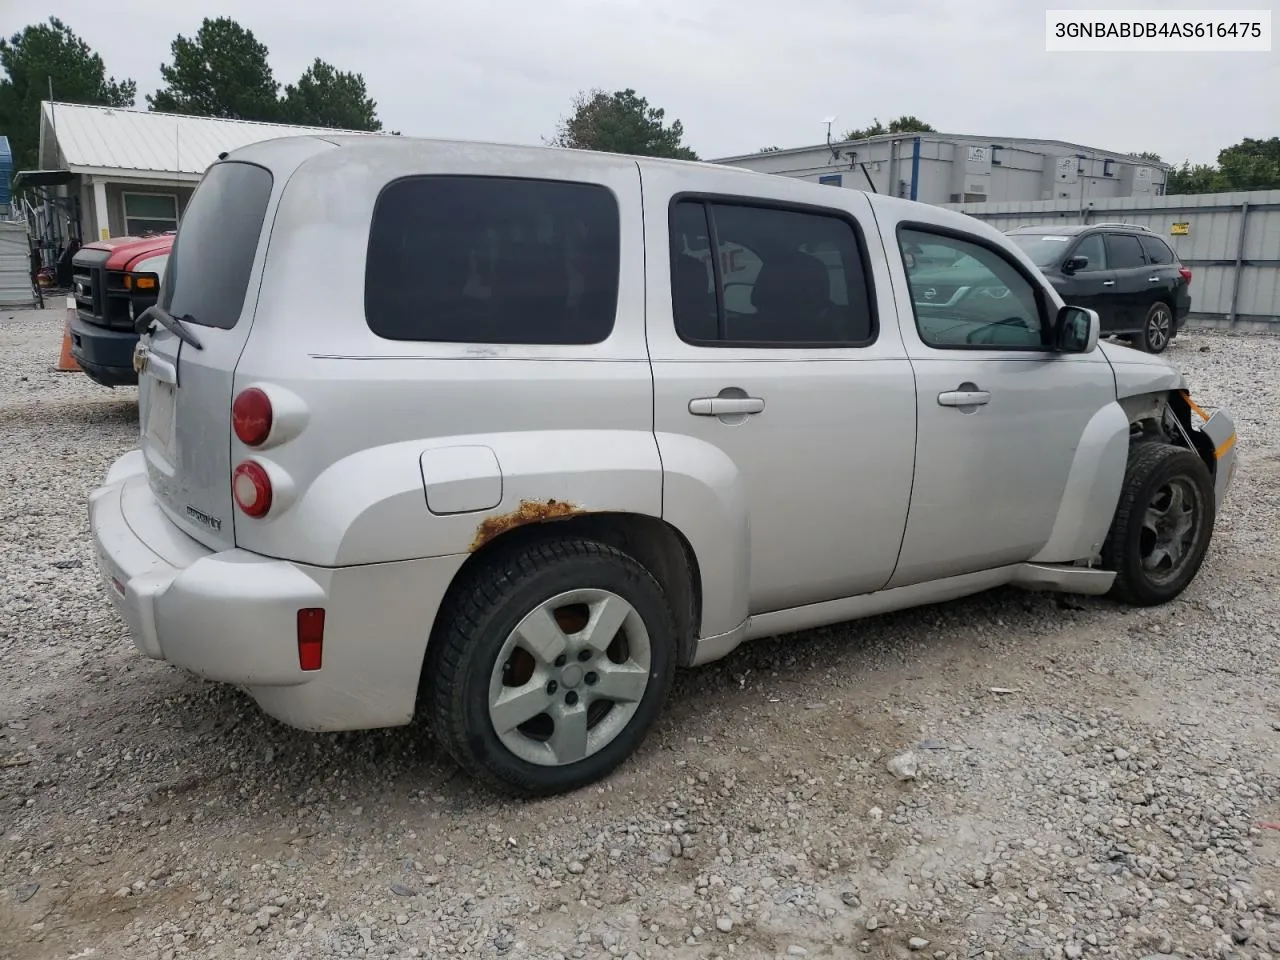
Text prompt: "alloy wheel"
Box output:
[[487, 588, 652, 767]]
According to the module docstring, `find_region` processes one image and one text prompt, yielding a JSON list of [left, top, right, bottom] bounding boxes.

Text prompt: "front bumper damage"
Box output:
[[1181, 391, 1237, 510]]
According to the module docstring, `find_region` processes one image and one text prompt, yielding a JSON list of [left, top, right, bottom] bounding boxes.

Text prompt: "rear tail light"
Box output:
[[297, 608, 325, 671], [1178, 266, 1192, 285], [233, 388, 273, 446], [232, 461, 273, 517]]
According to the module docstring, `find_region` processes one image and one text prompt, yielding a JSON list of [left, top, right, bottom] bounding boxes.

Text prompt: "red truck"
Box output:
[[70, 232, 174, 387]]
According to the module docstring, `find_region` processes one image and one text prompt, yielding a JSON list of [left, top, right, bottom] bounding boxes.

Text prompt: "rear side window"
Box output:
[[1139, 235, 1175, 264], [160, 161, 273, 330], [365, 176, 620, 345], [1105, 234, 1146, 270], [668, 198, 876, 346]]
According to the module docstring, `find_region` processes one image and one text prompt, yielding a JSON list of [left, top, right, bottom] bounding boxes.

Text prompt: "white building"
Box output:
[[714, 132, 1170, 206], [18, 101, 385, 244]]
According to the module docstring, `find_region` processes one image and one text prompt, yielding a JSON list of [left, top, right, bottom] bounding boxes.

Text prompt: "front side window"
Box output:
[[1071, 233, 1107, 271], [365, 176, 620, 345], [899, 227, 1046, 350], [1006, 233, 1072, 268], [668, 198, 875, 346], [1105, 234, 1146, 270], [123, 192, 179, 236]]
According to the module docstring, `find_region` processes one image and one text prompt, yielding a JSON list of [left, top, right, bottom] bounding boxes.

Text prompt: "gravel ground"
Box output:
[[2, 306, 1278, 960]]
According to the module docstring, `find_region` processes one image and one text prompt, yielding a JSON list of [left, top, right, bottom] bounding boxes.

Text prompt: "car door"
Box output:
[[878, 210, 1117, 588], [1102, 232, 1149, 332], [641, 166, 917, 615], [1139, 233, 1187, 317], [1055, 232, 1121, 332]]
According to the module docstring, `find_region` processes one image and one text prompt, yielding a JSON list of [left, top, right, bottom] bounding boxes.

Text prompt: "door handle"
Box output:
[[689, 396, 765, 416], [1147, 276, 1161, 282], [938, 390, 991, 407], [1101, 280, 1116, 286]]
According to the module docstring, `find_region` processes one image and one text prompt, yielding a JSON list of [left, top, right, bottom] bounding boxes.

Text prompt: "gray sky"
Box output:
[[20, 0, 1279, 166]]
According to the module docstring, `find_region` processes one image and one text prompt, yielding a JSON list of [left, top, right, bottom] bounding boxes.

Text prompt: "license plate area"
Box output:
[[145, 379, 178, 463]]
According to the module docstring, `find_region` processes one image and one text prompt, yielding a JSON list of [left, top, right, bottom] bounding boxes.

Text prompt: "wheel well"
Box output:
[[438, 512, 703, 667], [1167, 390, 1217, 473], [1127, 391, 1215, 477]]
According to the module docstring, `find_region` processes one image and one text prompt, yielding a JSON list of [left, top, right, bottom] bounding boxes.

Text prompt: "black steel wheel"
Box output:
[[1101, 442, 1215, 606]]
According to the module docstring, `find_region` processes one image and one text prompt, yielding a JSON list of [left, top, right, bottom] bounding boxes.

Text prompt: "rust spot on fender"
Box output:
[[469, 498, 584, 552]]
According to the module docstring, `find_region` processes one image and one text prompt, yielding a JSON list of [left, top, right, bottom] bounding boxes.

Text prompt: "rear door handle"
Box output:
[[1148, 276, 1161, 282], [938, 390, 991, 407], [1101, 280, 1116, 286], [689, 397, 765, 416]]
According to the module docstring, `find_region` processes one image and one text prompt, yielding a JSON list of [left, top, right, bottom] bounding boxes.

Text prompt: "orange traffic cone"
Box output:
[[54, 296, 81, 373]]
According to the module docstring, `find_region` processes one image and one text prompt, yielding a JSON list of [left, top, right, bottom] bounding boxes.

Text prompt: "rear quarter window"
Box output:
[[160, 161, 273, 330], [1139, 235, 1176, 264], [364, 176, 621, 345]]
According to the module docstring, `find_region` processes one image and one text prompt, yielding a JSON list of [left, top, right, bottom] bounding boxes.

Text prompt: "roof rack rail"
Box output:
[[1092, 221, 1152, 232]]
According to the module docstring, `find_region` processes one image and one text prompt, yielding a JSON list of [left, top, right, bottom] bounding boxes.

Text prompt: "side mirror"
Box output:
[[1062, 255, 1088, 275], [1055, 305, 1099, 353]]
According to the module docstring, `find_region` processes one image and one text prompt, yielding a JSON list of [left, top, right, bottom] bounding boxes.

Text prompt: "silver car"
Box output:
[[88, 136, 1238, 796]]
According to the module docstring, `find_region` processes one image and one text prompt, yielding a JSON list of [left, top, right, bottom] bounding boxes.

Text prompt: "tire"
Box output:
[[1137, 301, 1174, 354], [1101, 442, 1215, 606], [425, 538, 678, 796]]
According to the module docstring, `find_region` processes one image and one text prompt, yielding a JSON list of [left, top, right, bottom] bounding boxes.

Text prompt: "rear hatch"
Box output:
[[137, 160, 276, 551]]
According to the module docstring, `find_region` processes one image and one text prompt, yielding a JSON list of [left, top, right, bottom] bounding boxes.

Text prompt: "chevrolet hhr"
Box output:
[[89, 135, 1237, 796]]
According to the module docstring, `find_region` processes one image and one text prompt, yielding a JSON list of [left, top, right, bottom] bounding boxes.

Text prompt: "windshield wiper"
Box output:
[[135, 304, 204, 350]]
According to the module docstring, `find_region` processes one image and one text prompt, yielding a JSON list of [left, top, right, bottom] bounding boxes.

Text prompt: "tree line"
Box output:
[[0, 16, 382, 175]]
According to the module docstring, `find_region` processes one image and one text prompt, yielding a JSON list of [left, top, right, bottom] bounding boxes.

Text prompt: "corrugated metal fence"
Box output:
[[941, 189, 1280, 332], [0, 220, 36, 309]]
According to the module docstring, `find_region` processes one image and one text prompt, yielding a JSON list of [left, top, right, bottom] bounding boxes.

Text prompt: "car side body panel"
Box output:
[[867, 193, 1122, 586], [653, 432, 752, 640], [640, 163, 918, 616], [265, 428, 664, 567], [1097, 340, 1186, 396], [1028, 401, 1130, 563]]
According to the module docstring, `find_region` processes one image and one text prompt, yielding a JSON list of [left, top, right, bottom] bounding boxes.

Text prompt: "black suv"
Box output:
[[1005, 223, 1191, 354]]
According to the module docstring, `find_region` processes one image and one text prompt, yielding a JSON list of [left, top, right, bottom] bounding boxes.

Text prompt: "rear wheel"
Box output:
[[1137, 301, 1174, 354], [425, 538, 677, 796], [1101, 442, 1215, 606]]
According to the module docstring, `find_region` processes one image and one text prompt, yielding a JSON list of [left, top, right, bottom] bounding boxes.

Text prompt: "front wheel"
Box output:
[[1138, 301, 1174, 354], [424, 538, 678, 796], [1101, 442, 1215, 606]]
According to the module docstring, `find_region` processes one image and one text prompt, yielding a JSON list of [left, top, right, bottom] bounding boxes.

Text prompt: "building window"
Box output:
[[122, 192, 179, 236], [818, 174, 843, 187]]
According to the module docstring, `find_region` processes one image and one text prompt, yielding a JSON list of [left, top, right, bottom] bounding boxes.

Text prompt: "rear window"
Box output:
[[364, 176, 620, 345], [160, 161, 273, 330]]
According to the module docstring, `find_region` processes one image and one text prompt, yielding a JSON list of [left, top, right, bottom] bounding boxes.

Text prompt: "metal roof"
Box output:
[[38, 101, 386, 178]]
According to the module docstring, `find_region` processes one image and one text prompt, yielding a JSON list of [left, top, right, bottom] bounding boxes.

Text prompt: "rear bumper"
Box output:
[[88, 450, 467, 731], [1174, 288, 1192, 322], [70, 315, 138, 387]]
